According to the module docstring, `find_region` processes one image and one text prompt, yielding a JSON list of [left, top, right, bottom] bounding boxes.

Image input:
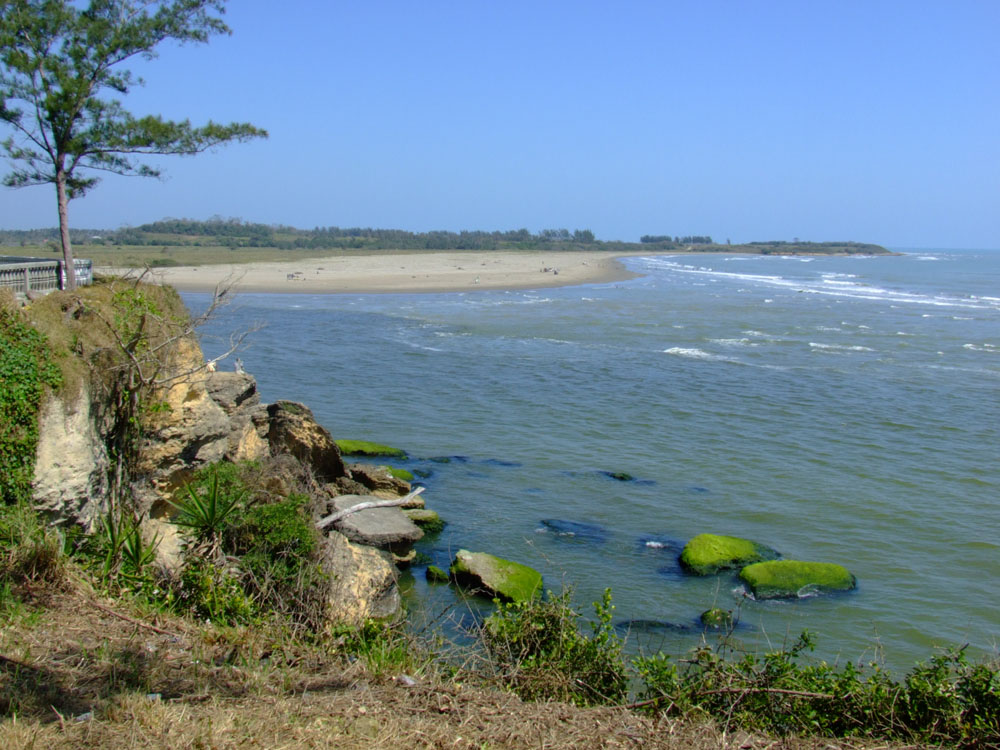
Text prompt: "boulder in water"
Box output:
[[449, 549, 542, 602], [740, 560, 857, 599], [679, 533, 779, 575]]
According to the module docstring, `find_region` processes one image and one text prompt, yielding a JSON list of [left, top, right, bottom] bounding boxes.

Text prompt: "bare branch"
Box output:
[[316, 488, 426, 530]]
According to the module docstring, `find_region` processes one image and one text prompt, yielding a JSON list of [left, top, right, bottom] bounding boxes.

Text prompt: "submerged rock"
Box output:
[[700, 608, 734, 629], [614, 618, 694, 635], [679, 533, 779, 575], [335, 439, 406, 458], [449, 549, 542, 602], [538, 519, 609, 544], [425, 565, 449, 583], [740, 560, 857, 599]]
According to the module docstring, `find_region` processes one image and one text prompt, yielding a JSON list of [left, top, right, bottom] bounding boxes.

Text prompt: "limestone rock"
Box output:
[[328, 494, 423, 553], [31, 388, 109, 531], [346, 463, 411, 498], [739, 560, 857, 599], [267, 401, 346, 481], [204, 371, 260, 413], [322, 530, 401, 626], [449, 549, 543, 602], [679, 533, 779, 575]]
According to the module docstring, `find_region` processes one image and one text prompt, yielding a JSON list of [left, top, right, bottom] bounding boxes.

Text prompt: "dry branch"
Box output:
[[315, 487, 425, 530]]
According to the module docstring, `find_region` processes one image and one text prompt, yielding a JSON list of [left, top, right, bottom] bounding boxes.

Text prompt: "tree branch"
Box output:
[[316, 487, 425, 530]]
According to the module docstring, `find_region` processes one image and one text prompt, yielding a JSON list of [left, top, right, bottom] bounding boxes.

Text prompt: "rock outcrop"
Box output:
[[31, 388, 109, 530], [323, 530, 401, 626], [267, 400, 346, 482]]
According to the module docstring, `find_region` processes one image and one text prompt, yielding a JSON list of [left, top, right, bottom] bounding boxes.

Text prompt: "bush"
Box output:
[[634, 631, 1000, 746], [0, 502, 65, 586], [480, 588, 628, 706]]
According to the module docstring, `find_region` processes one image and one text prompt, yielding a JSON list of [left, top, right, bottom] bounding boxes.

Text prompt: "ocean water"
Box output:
[[188, 249, 1000, 674]]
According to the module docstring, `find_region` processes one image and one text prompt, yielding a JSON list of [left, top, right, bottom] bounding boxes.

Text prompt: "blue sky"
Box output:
[[2, 0, 999, 247]]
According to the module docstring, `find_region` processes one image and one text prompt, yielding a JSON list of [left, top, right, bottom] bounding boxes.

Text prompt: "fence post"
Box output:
[[24, 267, 30, 293]]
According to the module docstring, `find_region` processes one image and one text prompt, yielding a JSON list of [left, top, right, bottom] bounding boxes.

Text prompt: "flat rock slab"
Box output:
[[680, 533, 779, 575], [330, 494, 424, 552]]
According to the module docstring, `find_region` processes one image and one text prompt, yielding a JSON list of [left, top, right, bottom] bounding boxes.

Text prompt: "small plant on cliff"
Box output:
[[0, 300, 62, 504], [170, 465, 246, 552]]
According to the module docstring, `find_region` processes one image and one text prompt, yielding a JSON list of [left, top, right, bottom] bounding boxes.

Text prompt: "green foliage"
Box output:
[[481, 588, 628, 706], [332, 619, 420, 677], [176, 557, 258, 626], [0, 304, 62, 504], [170, 464, 246, 546], [634, 632, 1000, 746], [0, 0, 266, 286]]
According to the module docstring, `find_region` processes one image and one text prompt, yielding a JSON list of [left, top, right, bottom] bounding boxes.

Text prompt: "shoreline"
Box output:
[[108, 250, 643, 295]]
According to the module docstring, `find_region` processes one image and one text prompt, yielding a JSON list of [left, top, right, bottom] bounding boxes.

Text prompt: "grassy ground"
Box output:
[[0, 578, 918, 750], [6, 243, 377, 267]]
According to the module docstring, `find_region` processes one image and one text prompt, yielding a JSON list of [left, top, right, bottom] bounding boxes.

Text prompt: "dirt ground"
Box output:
[[0, 584, 925, 750]]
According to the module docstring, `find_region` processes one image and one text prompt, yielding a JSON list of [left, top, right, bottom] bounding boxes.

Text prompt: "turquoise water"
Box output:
[[188, 249, 1000, 674]]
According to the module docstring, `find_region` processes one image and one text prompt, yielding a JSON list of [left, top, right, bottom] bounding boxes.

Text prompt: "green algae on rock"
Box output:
[[739, 560, 857, 599], [387, 465, 414, 481], [449, 549, 542, 603], [679, 533, 779, 575], [700, 608, 734, 629], [335, 439, 406, 457], [403, 508, 445, 534], [425, 565, 449, 583]]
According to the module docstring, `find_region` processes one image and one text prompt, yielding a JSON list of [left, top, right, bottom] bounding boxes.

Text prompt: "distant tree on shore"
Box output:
[[0, 0, 266, 289]]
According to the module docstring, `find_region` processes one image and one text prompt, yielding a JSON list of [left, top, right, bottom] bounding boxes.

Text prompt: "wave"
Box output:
[[637, 257, 1000, 311], [663, 346, 739, 363], [809, 343, 876, 352]]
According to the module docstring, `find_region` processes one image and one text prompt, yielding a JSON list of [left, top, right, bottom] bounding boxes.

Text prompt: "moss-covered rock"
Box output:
[[739, 560, 857, 599], [335, 439, 406, 458], [679, 533, 779, 575], [425, 565, 449, 583], [403, 508, 445, 534], [387, 465, 414, 482], [449, 549, 542, 603], [700, 608, 733, 629]]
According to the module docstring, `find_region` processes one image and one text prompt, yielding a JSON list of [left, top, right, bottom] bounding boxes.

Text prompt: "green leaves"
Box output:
[[170, 465, 244, 542]]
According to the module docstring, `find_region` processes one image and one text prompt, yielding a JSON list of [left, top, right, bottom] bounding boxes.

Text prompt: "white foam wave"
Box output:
[[640, 257, 1000, 310], [809, 342, 876, 352], [709, 337, 756, 347], [663, 347, 737, 363], [963, 343, 999, 353]]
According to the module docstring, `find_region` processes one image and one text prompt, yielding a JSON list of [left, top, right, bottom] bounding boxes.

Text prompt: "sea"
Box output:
[[186, 248, 1000, 675]]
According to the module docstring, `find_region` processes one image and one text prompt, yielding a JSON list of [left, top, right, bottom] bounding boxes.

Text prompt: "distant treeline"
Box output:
[[0, 219, 889, 256]]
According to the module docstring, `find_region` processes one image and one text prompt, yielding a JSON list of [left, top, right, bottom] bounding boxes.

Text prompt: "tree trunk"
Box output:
[[55, 169, 77, 291]]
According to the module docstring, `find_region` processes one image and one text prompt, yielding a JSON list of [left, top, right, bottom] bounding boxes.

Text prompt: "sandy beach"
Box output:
[[108, 250, 642, 295]]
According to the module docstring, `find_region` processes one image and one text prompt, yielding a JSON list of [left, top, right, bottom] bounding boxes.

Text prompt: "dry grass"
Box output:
[[0, 580, 932, 750]]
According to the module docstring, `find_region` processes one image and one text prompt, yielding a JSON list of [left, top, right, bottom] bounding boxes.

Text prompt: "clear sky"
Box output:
[[2, 0, 999, 247]]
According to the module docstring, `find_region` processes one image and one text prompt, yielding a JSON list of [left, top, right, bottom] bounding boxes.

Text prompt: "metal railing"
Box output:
[[0, 257, 93, 295]]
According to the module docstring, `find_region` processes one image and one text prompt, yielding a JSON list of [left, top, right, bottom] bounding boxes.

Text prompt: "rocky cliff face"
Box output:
[[31, 332, 411, 626]]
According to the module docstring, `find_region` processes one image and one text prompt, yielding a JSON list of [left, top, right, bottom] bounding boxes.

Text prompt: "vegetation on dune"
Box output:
[[0, 217, 892, 267]]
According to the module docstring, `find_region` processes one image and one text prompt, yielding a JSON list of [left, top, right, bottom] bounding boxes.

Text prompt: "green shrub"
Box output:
[[481, 588, 628, 706], [0, 304, 62, 504], [222, 493, 326, 627], [176, 557, 258, 625], [170, 464, 246, 548], [634, 631, 1000, 745], [0, 502, 64, 585]]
